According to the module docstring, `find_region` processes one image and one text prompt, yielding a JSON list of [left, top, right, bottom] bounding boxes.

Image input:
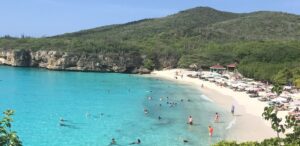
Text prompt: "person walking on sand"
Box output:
[[231, 105, 235, 115], [214, 112, 220, 123], [208, 125, 214, 137], [187, 116, 193, 125]]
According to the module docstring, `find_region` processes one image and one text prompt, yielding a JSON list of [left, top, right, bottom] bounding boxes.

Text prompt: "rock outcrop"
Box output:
[[0, 49, 151, 73]]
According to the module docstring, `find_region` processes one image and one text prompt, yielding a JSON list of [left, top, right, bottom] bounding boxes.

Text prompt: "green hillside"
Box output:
[[0, 7, 300, 85]]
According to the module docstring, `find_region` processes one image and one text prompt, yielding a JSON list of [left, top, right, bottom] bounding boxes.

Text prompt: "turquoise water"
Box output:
[[0, 66, 230, 146]]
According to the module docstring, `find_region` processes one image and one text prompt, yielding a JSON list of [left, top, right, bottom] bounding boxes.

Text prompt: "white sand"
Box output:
[[149, 69, 281, 142]]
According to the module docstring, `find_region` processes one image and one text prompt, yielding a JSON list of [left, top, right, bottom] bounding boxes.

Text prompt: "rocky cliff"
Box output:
[[0, 49, 154, 74]]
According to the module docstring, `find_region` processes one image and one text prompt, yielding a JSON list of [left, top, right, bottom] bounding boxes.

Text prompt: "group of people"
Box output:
[[143, 93, 237, 143], [185, 104, 236, 139], [187, 115, 214, 137]]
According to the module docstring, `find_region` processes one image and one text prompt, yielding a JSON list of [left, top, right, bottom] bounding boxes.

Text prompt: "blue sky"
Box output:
[[1, 0, 300, 37]]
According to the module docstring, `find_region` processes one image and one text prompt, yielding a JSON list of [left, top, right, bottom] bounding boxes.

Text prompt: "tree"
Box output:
[[271, 84, 283, 96], [262, 106, 285, 139], [214, 106, 300, 146], [284, 115, 300, 144], [0, 110, 22, 146], [273, 68, 293, 85], [143, 58, 155, 70], [294, 78, 300, 89]]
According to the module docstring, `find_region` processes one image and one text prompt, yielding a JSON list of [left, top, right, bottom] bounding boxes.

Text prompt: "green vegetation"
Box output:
[[262, 106, 285, 138], [271, 84, 283, 96], [1, 7, 300, 84], [214, 106, 300, 146], [0, 110, 22, 146], [143, 58, 155, 70]]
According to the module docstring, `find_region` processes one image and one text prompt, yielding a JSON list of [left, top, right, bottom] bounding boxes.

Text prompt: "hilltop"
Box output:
[[0, 7, 300, 85]]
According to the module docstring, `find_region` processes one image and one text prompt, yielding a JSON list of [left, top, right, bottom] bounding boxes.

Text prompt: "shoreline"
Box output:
[[148, 69, 278, 142]]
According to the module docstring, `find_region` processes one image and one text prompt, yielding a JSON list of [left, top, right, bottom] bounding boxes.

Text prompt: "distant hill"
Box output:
[[0, 7, 300, 85], [2, 7, 300, 51]]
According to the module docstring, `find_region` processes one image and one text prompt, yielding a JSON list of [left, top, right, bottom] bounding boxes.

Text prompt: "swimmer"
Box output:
[[158, 116, 162, 120], [208, 125, 214, 137], [215, 112, 220, 123], [183, 139, 188, 143], [130, 139, 141, 145], [187, 116, 193, 125], [59, 121, 65, 126], [109, 138, 116, 145], [144, 108, 148, 114], [86, 112, 91, 118], [148, 96, 152, 100]]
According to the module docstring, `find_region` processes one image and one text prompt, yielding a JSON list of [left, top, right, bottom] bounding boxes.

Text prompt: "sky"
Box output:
[[1, 0, 300, 37]]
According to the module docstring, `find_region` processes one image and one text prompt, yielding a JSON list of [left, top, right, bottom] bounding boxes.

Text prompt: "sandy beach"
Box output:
[[149, 69, 280, 142]]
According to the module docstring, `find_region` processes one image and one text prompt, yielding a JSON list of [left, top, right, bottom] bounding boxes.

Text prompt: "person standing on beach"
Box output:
[[231, 105, 235, 115], [208, 126, 214, 137]]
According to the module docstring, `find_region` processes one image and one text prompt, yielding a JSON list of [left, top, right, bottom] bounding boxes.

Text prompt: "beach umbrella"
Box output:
[[280, 92, 291, 98], [291, 100, 300, 106], [248, 81, 258, 85], [259, 92, 268, 97], [231, 84, 238, 88], [211, 72, 221, 77], [271, 97, 288, 103], [238, 85, 245, 90], [222, 74, 230, 79], [283, 86, 292, 90], [266, 92, 276, 97]]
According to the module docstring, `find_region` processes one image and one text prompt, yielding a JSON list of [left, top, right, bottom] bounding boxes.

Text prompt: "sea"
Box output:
[[0, 66, 231, 146]]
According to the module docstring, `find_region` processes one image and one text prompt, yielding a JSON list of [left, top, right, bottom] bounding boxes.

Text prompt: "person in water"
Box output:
[[215, 112, 220, 123], [59, 117, 66, 126], [59, 121, 65, 126], [130, 139, 141, 145], [158, 116, 162, 120], [208, 125, 214, 137], [110, 138, 116, 145], [188, 116, 193, 125], [144, 108, 148, 114]]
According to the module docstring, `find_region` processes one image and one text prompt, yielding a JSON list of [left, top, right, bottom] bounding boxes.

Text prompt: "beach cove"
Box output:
[[0, 66, 233, 146]]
